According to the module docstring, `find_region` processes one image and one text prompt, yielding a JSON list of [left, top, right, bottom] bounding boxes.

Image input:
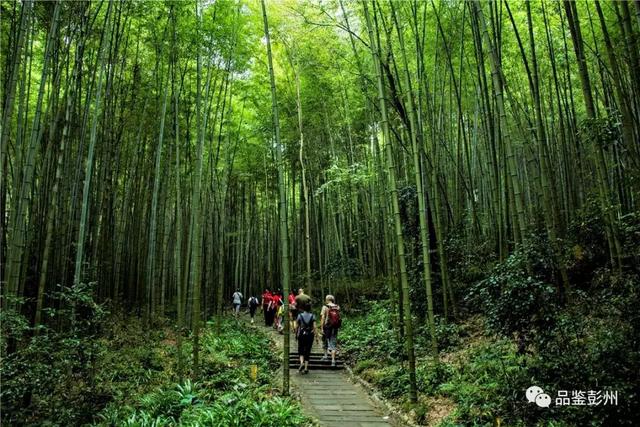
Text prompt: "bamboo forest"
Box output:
[[1, 0, 639, 425]]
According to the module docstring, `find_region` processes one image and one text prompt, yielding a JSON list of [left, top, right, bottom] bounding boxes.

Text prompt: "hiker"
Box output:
[[288, 289, 297, 332], [261, 289, 272, 326], [320, 294, 341, 367], [272, 291, 283, 331], [248, 295, 259, 324], [266, 291, 279, 327], [295, 305, 319, 374], [276, 301, 285, 333], [294, 288, 311, 313], [232, 289, 243, 319]]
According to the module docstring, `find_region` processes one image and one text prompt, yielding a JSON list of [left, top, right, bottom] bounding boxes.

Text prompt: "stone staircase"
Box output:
[[289, 351, 345, 370]]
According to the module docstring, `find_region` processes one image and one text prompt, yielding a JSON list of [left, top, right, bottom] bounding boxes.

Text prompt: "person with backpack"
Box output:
[[320, 294, 341, 367], [295, 305, 319, 374], [247, 296, 259, 324], [232, 289, 243, 319], [294, 288, 311, 312]]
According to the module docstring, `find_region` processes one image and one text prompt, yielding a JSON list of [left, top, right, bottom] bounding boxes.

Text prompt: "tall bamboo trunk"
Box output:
[[364, 0, 418, 404], [5, 1, 59, 308], [563, 0, 622, 269], [390, 1, 438, 357], [146, 84, 169, 323], [74, 1, 114, 290], [261, 0, 291, 395]]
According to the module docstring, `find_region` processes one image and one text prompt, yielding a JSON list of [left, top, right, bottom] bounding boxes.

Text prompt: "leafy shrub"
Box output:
[[565, 199, 611, 284], [435, 316, 462, 352], [1, 283, 112, 425], [199, 319, 278, 391], [369, 365, 409, 399], [96, 320, 310, 426], [353, 359, 378, 375], [619, 212, 640, 268], [439, 340, 532, 425], [339, 300, 404, 363], [445, 232, 495, 288], [2, 287, 308, 426], [468, 245, 558, 337], [98, 379, 309, 426], [578, 114, 622, 150], [527, 280, 640, 426], [416, 359, 454, 395]]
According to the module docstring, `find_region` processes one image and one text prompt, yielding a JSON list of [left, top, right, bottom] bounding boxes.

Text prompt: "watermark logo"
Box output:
[[526, 386, 551, 408], [526, 386, 618, 408]]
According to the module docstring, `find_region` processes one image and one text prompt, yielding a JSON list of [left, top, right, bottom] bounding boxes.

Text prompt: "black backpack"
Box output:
[[298, 313, 314, 337]]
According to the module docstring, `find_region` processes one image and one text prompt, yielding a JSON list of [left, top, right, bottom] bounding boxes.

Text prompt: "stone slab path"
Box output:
[[291, 368, 395, 427], [250, 317, 397, 427]]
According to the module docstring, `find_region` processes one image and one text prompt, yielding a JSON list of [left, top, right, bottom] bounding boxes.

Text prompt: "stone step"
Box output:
[[288, 356, 343, 362], [289, 361, 343, 366], [289, 363, 344, 370], [289, 353, 342, 359], [288, 360, 344, 366], [289, 351, 324, 358]]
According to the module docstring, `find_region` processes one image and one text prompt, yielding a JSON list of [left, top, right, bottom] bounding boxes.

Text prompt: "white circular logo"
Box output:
[[526, 385, 544, 403], [535, 393, 551, 408]]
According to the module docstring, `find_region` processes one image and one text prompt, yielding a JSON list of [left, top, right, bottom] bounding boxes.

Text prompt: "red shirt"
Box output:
[[288, 293, 295, 305], [262, 292, 272, 305], [273, 295, 282, 307]]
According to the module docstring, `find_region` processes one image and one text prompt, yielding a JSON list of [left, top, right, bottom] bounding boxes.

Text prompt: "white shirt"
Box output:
[[232, 292, 243, 304]]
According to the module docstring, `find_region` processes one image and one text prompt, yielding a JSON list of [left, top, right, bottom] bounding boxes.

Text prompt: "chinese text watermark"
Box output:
[[526, 386, 618, 408]]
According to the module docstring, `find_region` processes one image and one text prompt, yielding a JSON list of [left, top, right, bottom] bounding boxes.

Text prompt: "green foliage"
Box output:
[[577, 114, 622, 150], [525, 277, 640, 426], [618, 212, 640, 267], [179, 388, 307, 427], [0, 296, 30, 350], [339, 301, 403, 363], [368, 365, 409, 399], [2, 288, 307, 426], [1, 284, 117, 426], [431, 317, 463, 352], [416, 359, 455, 396], [438, 340, 532, 426], [340, 301, 458, 399], [445, 233, 496, 292], [97, 379, 309, 427], [324, 256, 365, 280], [352, 359, 379, 375], [197, 319, 279, 391], [341, 274, 639, 425], [468, 243, 558, 337], [95, 320, 310, 426], [315, 161, 374, 196]]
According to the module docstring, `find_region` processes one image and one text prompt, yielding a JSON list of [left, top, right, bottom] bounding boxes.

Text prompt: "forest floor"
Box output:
[[245, 314, 399, 427], [1, 309, 310, 426]]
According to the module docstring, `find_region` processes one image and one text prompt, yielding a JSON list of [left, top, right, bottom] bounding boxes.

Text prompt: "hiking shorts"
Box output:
[[324, 327, 338, 351], [233, 303, 241, 314]]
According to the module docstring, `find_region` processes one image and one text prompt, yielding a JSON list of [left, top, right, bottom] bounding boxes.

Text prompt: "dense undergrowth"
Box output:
[[339, 209, 639, 426], [1, 293, 309, 426]]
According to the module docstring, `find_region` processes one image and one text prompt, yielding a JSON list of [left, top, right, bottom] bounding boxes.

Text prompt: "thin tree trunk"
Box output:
[[364, 0, 418, 404], [390, 1, 437, 358], [261, 0, 291, 396]]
